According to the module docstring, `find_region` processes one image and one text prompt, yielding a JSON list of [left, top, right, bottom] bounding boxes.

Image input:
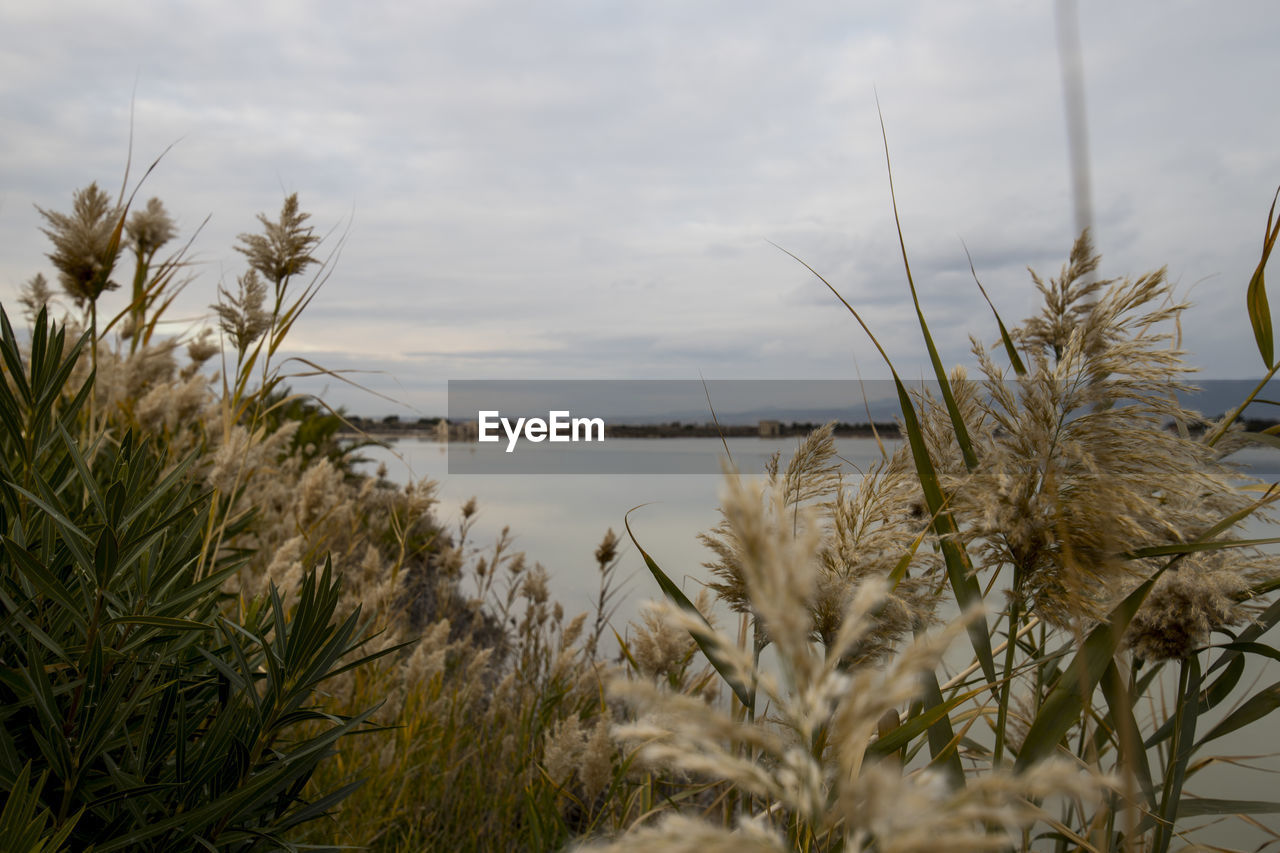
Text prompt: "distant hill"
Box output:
[[366, 378, 1280, 430], [616, 380, 1280, 427]]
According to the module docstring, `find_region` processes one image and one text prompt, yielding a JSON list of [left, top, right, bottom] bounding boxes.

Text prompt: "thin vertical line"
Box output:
[[1056, 0, 1095, 250]]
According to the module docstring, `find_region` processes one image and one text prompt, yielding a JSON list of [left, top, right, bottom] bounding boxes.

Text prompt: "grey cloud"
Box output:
[[3, 0, 1279, 397]]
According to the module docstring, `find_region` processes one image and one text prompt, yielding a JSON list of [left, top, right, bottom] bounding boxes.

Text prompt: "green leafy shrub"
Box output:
[[7, 177, 634, 852], [0, 763, 79, 853], [0, 305, 387, 850]]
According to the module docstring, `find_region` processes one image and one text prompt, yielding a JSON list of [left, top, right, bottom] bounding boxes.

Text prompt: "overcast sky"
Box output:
[[2, 0, 1278, 416]]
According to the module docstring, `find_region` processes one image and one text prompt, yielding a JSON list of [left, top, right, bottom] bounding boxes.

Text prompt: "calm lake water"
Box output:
[[360, 435, 1280, 629], [358, 435, 1280, 847], [359, 436, 904, 627]]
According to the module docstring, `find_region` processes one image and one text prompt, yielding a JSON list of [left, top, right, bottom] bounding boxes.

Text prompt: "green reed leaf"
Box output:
[[964, 241, 1027, 376], [1215, 640, 1280, 664], [1015, 570, 1157, 772], [770, 240, 997, 687], [1207, 595, 1280, 677], [625, 507, 754, 707], [919, 668, 965, 788], [887, 520, 932, 589], [104, 615, 210, 631], [1146, 654, 1245, 751], [1196, 679, 1280, 747], [1100, 659, 1155, 807], [1176, 797, 1280, 818], [1125, 535, 1280, 559], [1246, 186, 1280, 369], [892, 375, 997, 686], [1154, 654, 1201, 853], [870, 682, 985, 758], [879, 104, 978, 471]]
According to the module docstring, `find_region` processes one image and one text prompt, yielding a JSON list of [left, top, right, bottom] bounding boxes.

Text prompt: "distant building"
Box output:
[[758, 419, 782, 438]]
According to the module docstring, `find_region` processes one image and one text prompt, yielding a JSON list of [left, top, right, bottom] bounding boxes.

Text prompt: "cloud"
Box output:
[[3, 0, 1279, 416]]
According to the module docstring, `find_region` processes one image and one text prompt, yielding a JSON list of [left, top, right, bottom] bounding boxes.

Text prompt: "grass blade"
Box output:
[[1176, 797, 1280, 818], [1100, 658, 1155, 808], [624, 507, 753, 707], [878, 101, 979, 471], [1015, 569, 1158, 772], [1246, 186, 1280, 369], [963, 240, 1027, 376], [892, 376, 997, 685], [770, 241, 997, 686], [1153, 654, 1201, 853], [1195, 679, 1280, 747]]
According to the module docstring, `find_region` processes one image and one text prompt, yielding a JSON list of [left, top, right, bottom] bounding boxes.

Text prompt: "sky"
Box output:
[[2, 0, 1279, 417]]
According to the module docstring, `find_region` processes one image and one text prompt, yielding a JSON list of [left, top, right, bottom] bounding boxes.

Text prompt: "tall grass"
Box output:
[[4, 176, 637, 850], [599, 208, 1280, 850], [6, 160, 1280, 852]]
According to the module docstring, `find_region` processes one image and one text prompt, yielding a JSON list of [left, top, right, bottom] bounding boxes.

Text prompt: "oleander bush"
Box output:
[[0, 304, 392, 850], [3, 178, 628, 851]]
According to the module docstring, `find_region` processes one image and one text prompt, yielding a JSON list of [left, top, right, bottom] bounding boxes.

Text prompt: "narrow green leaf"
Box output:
[[118, 445, 203, 530], [1215, 640, 1280, 665], [624, 508, 754, 707], [1246, 186, 1280, 369], [321, 636, 415, 683], [276, 778, 366, 831], [1201, 650, 1248, 709], [1015, 570, 1158, 772], [1, 537, 85, 627], [1154, 654, 1201, 853], [269, 581, 289, 668], [1126, 535, 1280, 559], [613, 628, 640, 672], [1100, 659, 1155, 807], [1147, 654, 1244, 750], [216, 620, 263, 717], [918, 669, 965, 788], [0, 308, 33, 405], [887, 520, 931, 589], [22, 638, 65, 733], [7, 481, 96, 574], [893, 376, 997, 686], [770, 233, 995, 685], [57, 421, 107, 520], [963, 241, 1027, 376], [1207, 595, 1280, 678], [95, 527, 120, 586], [877, 104, 978, 471], [869, 683, 983, 757], [1196, 679, 1280, 747], [1176, 797, 1280, 818], [105, 615, 210, 631], [0, 587, 75, 665]]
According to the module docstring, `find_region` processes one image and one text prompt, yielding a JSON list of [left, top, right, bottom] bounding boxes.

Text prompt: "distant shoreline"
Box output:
[[336, 413, 1280, 443], [337, 416, 903, 441]]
